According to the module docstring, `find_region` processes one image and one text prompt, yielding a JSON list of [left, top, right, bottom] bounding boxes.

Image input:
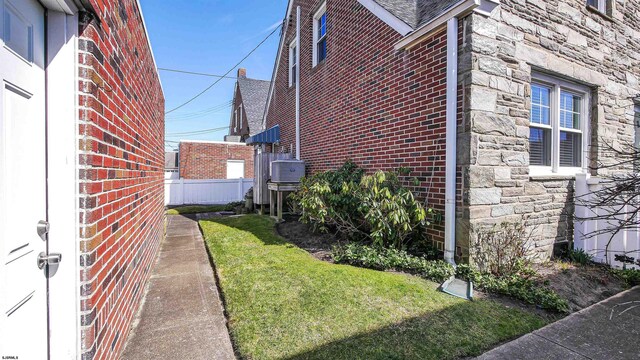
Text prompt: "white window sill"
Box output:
[[529, 167, 585, 180]]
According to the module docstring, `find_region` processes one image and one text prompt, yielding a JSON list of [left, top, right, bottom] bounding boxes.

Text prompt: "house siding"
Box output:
[[229, 84, 250, 139], [266, 0, 457, 247], [77, 1, 165, 359], [459, 0, 640, 258], [179, 142, 255, 179]]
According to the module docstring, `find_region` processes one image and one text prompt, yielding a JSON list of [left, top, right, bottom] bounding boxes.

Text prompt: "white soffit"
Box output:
[[357, 0, 413, 36]]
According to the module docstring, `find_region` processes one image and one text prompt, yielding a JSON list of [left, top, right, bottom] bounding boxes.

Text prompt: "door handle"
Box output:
[[37, 252, 62, 270]]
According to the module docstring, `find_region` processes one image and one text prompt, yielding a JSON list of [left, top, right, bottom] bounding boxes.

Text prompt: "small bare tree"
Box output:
[[574, 140, 640, 267]]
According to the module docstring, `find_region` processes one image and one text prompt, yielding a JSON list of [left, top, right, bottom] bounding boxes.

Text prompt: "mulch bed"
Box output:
[[275, 215, 628, 317]]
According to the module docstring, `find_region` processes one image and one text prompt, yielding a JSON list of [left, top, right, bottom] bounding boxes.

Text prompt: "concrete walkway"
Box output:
[[122, 215, 235, 360], [477, 286, 640, 359]]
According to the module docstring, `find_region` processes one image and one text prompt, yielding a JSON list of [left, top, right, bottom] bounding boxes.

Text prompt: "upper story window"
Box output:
[[289, 38, 297, 87], [234, 109, 238, 132], [529, 73, 590, 176], [239, 105, 243, 129], [312, 3, 327, 67], [587, 0, 610, 14]]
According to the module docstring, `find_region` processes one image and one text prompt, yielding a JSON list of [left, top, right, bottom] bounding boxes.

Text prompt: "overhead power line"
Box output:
[[164, 22, 282, 115], [159, 68, 238, 79], [166, 126, 229, 136], [166, 101, 233, 121]]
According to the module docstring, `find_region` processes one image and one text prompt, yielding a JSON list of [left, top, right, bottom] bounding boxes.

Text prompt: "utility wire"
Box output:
[[166, 126, 229, 136], [166, 102, 233, 121], [158, 68, 238, 79], [165, 23, 282, 115]]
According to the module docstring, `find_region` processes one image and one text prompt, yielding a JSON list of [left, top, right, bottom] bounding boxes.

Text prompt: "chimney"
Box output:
[[237, 68, 247, 78]]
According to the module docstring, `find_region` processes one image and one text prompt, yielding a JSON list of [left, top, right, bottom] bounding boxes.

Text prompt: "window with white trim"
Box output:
[[529, 74, 590, 175], [587, 0, 609, 14], [289, 38, 297, 87], [239, 105, 243, 129], [312, 3, 327, 67], [234, 109, 238, 132]]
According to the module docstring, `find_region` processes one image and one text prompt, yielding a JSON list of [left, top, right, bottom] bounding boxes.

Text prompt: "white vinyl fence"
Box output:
[[574, 173, 639, 269], [165, 178, 253, 206]]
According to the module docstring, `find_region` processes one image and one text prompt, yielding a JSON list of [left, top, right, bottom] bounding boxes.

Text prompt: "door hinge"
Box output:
[[37, 252, 62, 270], [37, 220, 50, 240]]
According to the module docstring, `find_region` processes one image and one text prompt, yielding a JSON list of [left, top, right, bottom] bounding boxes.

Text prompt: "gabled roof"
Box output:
[[237, 77, 271, 135], [373, 0, 461, 29]]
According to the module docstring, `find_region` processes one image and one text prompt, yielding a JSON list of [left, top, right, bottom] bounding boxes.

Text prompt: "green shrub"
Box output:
[[456, 264, 569, 313], [564, 248, 594, 265], [292, 161, 433, 250], [332, 243, 455, 283], [612, 268, 640, 288]]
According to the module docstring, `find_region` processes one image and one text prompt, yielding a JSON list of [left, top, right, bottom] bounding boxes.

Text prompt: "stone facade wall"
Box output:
[[458, 0, 640, 258], [179, 141, 254, 179], [77, 1, 165, 359]]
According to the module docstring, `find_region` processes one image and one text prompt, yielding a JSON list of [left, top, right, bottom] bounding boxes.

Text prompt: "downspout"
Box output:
[[444, 17, 458, 266], [295, 6, 301, 160]]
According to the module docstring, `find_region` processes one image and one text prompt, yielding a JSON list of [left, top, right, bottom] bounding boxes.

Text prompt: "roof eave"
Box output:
[[394, 0, 483, 51], [357, 0, 413, 36]]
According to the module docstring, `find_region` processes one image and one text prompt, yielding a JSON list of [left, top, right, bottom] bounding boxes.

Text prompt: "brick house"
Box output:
[[263, 0, 640, 261], [179, 140, 254, 179], [0, 0, 164, 359], [224, 68, 270, 142]]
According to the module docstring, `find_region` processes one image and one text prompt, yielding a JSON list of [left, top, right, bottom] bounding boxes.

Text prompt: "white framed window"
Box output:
[[529, 73, 590, 176], [289, 38, 297, 87], [587, 0, 608, 13], [234, 109, 238, 132], [239, 105, 243, 129], [226, 160, 245, 179], [312, 2, 327, 67]]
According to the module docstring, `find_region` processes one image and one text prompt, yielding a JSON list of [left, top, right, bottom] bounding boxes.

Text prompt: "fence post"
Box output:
[[237, 178, 244, 201], [179, 178, 185, 205], [574, 173, 589, 252]]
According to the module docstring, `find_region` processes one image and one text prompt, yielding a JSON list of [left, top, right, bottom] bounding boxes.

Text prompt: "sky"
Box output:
[[138, 0, 288, 150]]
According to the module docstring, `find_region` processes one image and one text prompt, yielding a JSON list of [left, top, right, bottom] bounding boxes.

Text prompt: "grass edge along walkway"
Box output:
[[201, 215, 546, 360]]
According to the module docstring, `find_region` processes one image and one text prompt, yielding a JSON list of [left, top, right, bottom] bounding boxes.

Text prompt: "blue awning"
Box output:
[[246, 125, 280, 145]]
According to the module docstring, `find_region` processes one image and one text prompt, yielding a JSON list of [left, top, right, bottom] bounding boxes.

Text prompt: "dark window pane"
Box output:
[[559, 131, 582, 167], [530, 127, 551, 166], [318, 38, 326, 63]]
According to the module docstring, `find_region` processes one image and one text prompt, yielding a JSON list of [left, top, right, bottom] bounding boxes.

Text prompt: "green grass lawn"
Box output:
[[201, 215, 546, 360], [166, 204, 234, 215]]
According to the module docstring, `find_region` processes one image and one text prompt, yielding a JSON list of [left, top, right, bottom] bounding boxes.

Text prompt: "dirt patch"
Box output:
[[275, 215, 342, 262], [534, 261, 625, 313]]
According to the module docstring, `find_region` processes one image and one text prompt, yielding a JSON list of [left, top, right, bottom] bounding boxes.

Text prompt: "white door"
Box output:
[[0, 0, 48, 359], [227, 160, 245, 179]]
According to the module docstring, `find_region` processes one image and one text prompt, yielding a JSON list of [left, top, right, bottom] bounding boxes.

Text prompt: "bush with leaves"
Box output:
[[332, 243, 455, 283], [291, 161, 433, 250]]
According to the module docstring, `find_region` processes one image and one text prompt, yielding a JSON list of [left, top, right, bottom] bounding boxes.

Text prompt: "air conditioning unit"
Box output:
[[270, 160, 305, 183]]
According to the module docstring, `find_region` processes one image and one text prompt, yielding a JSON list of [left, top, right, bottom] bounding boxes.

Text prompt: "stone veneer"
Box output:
[[457, 0, 640, 258]]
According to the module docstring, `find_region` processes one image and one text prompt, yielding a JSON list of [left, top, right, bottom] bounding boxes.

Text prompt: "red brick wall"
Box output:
[[77, 1, 165, 359], [266, 0, 451, 244], [179, 141, 254, 179]]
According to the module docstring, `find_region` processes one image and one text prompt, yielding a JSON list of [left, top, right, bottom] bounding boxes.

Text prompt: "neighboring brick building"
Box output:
[[263, 0, 640, 260], [225, 68, 270, 142], [0, 0, 164, 359], [179, 140, 254, 179]]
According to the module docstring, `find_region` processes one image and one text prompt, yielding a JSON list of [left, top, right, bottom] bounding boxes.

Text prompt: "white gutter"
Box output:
[[394, 0, 479, 51], [295, 6, 301, 160], [444, 17, 458, 266]]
